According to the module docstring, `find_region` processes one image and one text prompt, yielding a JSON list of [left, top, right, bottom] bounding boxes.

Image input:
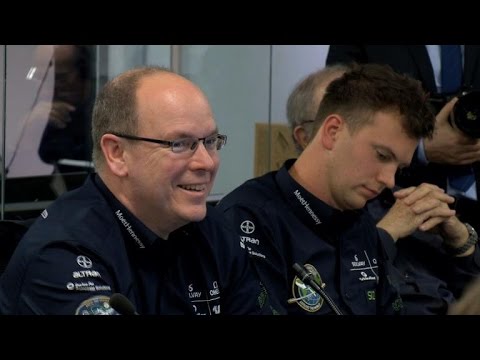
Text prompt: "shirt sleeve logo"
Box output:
[[76, 255, 93, 269], [289, 263, 323, 313], [240, 220, 255, 234]]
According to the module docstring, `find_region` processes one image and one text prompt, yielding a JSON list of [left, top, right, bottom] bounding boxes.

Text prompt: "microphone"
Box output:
[[292, 263, 343, 315], [109, 293, 138, 315]]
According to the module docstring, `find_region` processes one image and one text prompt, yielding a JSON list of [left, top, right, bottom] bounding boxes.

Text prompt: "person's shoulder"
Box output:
[[37, 196, 110, 233], [200, 205, 237, 234], [190, 207, 245, 262], [23, 182, 116, 251], [217, 171, 280, 210]]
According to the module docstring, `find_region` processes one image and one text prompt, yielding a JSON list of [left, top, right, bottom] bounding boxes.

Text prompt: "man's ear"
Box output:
[[101, 134, 129, 176], [293, 125, 311, 151], [321, 114, 344, 150]]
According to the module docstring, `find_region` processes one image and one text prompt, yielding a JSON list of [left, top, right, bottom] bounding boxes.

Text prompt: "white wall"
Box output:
[[271, 45, 330, 123], [181, 45, 271, 197], [107, 45, 171, 79]]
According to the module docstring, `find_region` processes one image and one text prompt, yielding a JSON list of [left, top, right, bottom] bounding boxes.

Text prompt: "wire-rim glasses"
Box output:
[[111, 132, 227, 154]]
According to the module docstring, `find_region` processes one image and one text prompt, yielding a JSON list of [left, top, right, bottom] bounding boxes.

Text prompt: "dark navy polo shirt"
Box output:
[[0, 174, 271, 315], [218, 159, 402, 315]]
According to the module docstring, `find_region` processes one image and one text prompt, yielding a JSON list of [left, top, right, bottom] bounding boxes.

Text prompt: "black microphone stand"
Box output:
[[292, 263, 343, 315]]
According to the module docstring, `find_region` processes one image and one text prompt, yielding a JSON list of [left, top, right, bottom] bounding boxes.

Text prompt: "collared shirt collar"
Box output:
[[92, 174, 159, 250], [275, 159, 343, 231]]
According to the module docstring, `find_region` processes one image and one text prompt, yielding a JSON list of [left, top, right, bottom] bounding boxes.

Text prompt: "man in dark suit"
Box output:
[[327, 46, 480, 93], [326, 45, 480, 232]]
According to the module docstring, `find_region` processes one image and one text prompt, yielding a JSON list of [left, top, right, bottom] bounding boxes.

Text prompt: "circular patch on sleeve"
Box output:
[[291, 263, 323, 312], [75, 295, 119, 315]]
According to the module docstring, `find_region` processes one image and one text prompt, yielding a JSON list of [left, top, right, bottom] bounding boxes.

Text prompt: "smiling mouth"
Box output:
[[179, 184, 207, 192]]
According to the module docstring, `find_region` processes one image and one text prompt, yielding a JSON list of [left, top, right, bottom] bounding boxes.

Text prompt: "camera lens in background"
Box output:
[[452, 90, 480, 138]]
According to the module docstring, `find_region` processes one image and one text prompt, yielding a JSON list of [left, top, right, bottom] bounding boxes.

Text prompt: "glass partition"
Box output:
[[0, 45, 172, 220], [181, 45, 272, 198]]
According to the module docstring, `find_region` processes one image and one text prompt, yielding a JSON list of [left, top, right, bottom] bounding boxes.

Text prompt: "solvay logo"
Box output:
[[240, 220, 255, 234], [77, 255, 93, 269]]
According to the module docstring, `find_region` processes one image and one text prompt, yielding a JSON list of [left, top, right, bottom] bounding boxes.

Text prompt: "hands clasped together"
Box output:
[[377, 183, 471, 256]]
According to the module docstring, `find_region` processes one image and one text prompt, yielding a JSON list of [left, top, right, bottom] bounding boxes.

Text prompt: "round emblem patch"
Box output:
[[75, 295, 119, 315], [291, 263, 323, 312]]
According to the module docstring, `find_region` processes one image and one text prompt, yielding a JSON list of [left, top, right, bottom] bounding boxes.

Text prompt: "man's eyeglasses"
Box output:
[[111, 133, 227, 154]]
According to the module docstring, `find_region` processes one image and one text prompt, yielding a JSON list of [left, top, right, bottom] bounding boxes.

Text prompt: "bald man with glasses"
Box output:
[[0, 66, 276, 315]]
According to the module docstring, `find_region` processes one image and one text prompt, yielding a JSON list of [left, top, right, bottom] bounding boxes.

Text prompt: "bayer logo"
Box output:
[[240, 220, 255, 234]]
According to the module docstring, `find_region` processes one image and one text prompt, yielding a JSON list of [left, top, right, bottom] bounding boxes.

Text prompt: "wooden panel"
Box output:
[[254, 123, 297, 177]]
